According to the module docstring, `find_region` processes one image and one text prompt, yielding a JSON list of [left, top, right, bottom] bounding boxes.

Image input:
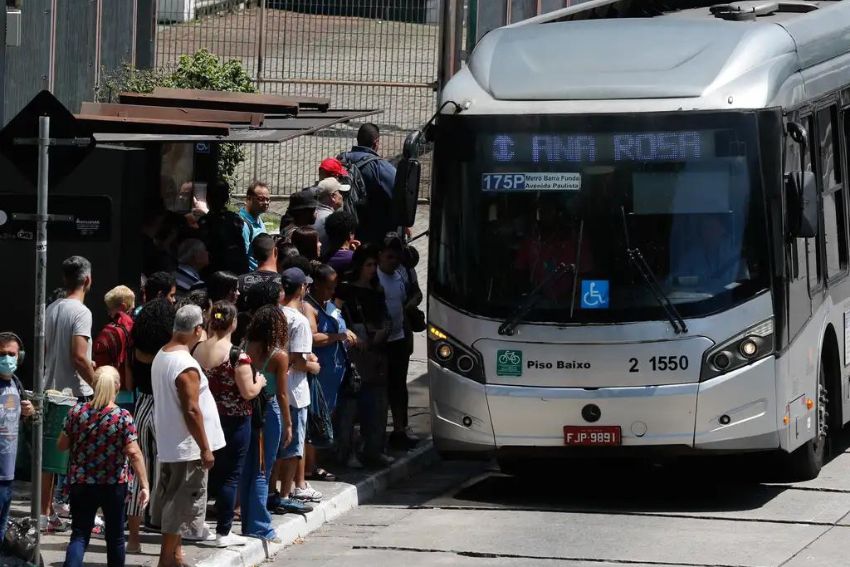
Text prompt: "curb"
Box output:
[[196, 439, 438, 567]]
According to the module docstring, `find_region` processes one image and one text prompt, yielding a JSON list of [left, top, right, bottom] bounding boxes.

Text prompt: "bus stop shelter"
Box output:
[[0, 88, 378, 384]]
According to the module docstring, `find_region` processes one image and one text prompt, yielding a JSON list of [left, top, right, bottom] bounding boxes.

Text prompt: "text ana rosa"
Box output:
[[527, 359, 592, 370]]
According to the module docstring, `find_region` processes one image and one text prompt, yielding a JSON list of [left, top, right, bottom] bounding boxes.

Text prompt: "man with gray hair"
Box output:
[[313, 177, 350, 250], [152, 305, 227, 563], [174, 238, 209, 298], [41, 255, 96, 532]]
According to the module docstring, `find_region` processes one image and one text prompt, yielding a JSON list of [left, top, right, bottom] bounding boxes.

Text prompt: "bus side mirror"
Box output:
[[786, 171, 818, 239], [394, 131, 423, 227], [393, 156, 421, 228]]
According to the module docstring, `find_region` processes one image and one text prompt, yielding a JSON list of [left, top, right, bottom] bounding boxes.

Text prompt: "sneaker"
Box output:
[[266, 490, 282, 511], [291, 483, 323, 502], [183, 525, 217, 544], [215, 532, 249, 547], [39, 514, 68, 533], [346, 454, 364, 469], [276, 498, 313, 514], [53, 500, 71, 519], [388, 431, 419, 451], [91, 515, 105, 538], [362, 453, 395, 469]]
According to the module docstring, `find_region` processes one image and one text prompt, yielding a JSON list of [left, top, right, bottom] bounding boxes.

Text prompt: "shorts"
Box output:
[[279, 406, 308, 460], [156, 460, 207, 535]]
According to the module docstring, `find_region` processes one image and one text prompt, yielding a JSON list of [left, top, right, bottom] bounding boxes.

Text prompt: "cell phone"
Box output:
[[193, 182, 208, 210]]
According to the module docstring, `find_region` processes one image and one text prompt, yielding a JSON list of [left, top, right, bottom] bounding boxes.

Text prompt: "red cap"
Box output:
[[319, 157, 348, 177]]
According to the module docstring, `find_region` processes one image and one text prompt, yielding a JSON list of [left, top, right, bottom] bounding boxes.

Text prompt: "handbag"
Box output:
[[402, 266, 426, 333], [234, 344, 269, 430], [339, 360, 363, 398], [1, 517, 43, 566], [405, 305, 427, 332], [307, 374, 334, 448]]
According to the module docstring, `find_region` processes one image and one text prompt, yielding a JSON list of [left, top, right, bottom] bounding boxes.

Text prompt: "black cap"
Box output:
[[287, 192, 318, 213], [281, 267, 312, 287]]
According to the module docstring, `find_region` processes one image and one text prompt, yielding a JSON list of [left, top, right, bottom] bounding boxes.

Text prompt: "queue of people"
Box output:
[[0, 122, 421, 567]]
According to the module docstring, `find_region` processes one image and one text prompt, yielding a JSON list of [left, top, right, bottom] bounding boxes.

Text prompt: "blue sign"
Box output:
[[581, 280, 609, 309], [195, 142, 211, 155]]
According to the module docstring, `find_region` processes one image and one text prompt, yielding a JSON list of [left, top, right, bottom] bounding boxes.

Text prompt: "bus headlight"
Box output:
[[428, 324, 485, 383], [436, 343, 454, 361], [701, 319, 774, 381]]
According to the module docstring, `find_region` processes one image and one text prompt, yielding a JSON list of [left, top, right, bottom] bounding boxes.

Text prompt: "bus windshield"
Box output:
[[430, 112, 771, 324]]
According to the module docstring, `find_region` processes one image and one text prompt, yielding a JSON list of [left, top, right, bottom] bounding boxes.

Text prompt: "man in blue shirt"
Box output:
[[239, 181, 271, 271], [0, 332, 34, 541], [340, 124, 399, 246]]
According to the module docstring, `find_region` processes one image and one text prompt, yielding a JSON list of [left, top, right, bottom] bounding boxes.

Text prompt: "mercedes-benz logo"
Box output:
[[582, 404, 601, 423]]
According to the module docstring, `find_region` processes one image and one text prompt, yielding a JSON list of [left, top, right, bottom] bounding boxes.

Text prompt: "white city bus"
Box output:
[[426, 0, 850, 479]]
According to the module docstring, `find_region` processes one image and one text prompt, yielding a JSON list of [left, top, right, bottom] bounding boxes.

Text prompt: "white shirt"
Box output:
[[378, 269, 407, 342], [152, 348, 225, 463], [282, 306, 312, 409]]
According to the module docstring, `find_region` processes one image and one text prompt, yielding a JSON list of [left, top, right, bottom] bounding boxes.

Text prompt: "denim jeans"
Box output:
[[211, 415, 250, 536], [240, 399, 280, 540], [336, 382, 387, 461], [63, 483, 127, 567], [0, 480, 12, 542]]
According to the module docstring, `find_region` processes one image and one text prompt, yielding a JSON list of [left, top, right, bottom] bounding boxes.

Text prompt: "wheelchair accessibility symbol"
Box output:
[[581, 280, 609, 309]]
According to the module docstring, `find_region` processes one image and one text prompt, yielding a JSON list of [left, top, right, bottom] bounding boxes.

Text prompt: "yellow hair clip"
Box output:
[[214, 312, 224, 320]]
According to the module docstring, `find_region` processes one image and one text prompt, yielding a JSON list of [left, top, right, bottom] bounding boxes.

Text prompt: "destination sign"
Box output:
[[482, 172, 581, 192], [486, 130, 717, 165]]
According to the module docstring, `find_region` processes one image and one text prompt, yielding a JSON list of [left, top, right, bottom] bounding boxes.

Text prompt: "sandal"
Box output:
[[307, 468, 337, 482], [126, 543, 142, 554]]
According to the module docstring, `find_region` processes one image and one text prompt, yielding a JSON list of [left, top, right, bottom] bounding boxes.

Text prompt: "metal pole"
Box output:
[[438, 0, 460, 95], [31, 115, 50, 562]]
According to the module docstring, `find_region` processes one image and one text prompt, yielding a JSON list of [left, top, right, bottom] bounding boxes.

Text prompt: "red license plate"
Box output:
[[563, 426, 622, 446]]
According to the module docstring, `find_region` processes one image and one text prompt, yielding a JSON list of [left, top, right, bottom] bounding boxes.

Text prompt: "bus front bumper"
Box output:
[[430, 357, 780, 458]]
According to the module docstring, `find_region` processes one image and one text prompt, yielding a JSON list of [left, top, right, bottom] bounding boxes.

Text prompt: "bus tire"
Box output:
[[784, 358, 829, 481]]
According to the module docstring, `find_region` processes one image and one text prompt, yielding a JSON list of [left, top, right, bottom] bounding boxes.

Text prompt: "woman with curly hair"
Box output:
[[241, 302, 290, 541], [125, 298, 175, 553]]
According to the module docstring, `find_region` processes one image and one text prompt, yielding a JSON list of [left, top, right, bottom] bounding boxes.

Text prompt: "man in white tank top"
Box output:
[[151, 305, 226, 566]]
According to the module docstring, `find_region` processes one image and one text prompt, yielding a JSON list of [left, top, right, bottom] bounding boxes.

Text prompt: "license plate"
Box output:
[[563, 426, 622, 446]]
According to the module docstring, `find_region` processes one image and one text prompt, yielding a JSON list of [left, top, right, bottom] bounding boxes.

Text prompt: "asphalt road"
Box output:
[[271, 431, 850, 567]]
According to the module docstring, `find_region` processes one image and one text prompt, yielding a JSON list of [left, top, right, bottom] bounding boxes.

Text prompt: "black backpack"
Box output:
[[200, 210, 251, 275], [337, 152, 380, 226], [231, 344, 268, 430]]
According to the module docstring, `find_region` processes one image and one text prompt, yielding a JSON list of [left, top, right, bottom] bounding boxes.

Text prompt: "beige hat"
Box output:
[[317, 177, 351, 199]]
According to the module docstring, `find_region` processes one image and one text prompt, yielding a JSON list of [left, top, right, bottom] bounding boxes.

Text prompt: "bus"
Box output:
[[425, 0, 850, 480]]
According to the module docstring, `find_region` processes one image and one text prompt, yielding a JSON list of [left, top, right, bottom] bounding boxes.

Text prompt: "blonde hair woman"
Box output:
[[58, 366, 150, 567]]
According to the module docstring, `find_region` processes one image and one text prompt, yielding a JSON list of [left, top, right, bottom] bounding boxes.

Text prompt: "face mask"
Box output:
[[0, 355, 17, 376]]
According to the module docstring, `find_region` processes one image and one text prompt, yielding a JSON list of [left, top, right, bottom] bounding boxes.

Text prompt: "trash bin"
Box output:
[[41, 394, 76, 475]]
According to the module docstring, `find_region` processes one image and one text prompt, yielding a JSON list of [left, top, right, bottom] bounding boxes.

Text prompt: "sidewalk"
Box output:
[[12, 369, 433, 567]]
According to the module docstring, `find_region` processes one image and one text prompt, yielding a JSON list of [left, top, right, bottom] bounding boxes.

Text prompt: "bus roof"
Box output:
[[456, 0, 850, 109]]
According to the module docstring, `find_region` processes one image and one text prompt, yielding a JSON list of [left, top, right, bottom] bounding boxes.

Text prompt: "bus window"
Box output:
[[816, 106, 847, 280]]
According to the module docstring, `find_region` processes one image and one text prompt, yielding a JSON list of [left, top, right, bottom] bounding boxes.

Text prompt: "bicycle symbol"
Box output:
[[581, 280, 609, 309], [498, 351, 521, 365]]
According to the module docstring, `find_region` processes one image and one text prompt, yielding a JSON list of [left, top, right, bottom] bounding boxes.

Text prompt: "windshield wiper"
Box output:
[[620, 207, 688, 335], [498, 262, 575, 336]]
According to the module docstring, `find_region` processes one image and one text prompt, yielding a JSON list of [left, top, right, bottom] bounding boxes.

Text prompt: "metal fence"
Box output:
[[155, 0, 439, 199]]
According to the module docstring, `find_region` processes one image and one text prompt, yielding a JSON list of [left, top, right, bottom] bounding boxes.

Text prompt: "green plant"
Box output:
[[97, 50, 257, 185]]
